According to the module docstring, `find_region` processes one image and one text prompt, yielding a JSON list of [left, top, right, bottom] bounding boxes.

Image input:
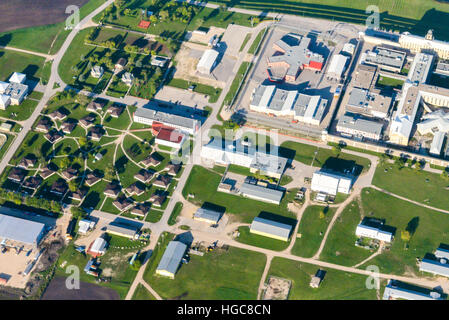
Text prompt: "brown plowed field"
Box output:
[[0, 0, 89, 33]]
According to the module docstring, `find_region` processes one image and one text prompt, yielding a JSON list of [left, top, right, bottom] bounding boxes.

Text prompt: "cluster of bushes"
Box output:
[[0, 187, 62, 213]]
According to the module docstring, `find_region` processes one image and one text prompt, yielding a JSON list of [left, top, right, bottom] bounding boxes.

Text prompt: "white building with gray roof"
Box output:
[[249, 84, 327, 125], [240, 182, 284, 205], [420, 257, 449, 277], [336, 113, 384, 141], [360, 46, 406, 73], [383, 280, 443, 300], [193, 207, 222, 224], [156, 241, 187, 279], [0, 213, 45, 246], [250, 217, 292, 241], [133, 106, 200, 134], [200, 138, 288, 179]]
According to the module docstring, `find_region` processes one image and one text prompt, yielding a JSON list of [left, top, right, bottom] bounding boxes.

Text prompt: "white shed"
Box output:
[[197, 49, 219, 74]]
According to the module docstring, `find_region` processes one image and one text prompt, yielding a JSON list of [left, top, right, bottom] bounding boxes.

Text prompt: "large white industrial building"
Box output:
[[200, 138, 288, 179], [249, 84, 328, 125], [0, 213, 45, 246], [310, 171, 352, 196]]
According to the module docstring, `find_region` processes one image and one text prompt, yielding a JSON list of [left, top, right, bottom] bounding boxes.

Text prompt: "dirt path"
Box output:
[[257, 254, 273, 300], [312, 188, 361, 259]]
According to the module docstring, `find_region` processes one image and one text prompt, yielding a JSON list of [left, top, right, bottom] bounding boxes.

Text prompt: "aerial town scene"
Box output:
[[1, 0, 449, 308]]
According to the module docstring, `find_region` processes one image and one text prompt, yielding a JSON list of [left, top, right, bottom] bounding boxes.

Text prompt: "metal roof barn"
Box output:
[[240, 182, 284, 205], [156, 241, 187, 279], [193, 208, 222, 224], [250, 217, 292, 241], [197, 49, 219, 74], [0, 213, 45, 246]]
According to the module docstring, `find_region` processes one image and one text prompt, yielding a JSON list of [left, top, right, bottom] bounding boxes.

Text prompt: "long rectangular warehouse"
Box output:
[[240, 182, 284, 205], [250, 217, 292, 241], [0, 213, 45, 246], [420, 258, 449, 277], [156, 241, 187, 279]]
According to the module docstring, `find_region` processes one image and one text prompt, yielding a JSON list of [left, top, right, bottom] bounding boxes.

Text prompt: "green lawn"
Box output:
[[248, 28, 266, 55], [321, 187, 449, 276], [239, 33, 252, 52], [280, 141, 371, 174], [266, 257, 378, 300], [376, 76, 404, 89], [373, 162, 449, 210], [182, 165, 298, 223], [168, 201, 183, 226], [143, 232, 266, 300], [291, 205, 337, 258], [0, 49, 46, 82], [132, 284, 156, 300], [236, 226, 291, 251]]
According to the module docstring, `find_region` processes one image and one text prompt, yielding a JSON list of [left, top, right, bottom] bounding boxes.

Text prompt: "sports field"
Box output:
[[211, 0, 449, 40]]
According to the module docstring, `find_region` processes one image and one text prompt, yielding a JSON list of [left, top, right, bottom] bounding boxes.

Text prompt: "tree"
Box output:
[[332, 144, 341, 156], [105, 166, 115, 180], [71, 206, 87, 220], [60, 157, 70, 169], [130, 258, 142, 271], [79, 137, 87, 147], [149, 15, 157, 24], [159, 10, 169, 20], [68, 180, 77, 192], [401, 230, 411, 242]]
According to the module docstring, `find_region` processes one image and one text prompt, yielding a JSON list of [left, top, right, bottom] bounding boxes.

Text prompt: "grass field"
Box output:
[[376, 76, 404, 89], [280, 141, 371, 174], [236, 226, 291, 251], [291, 205, 337, 258], [372, 162, 449, 210], [266, 257, 378, 299], [0, 49, 46, 82], [321, 188, 449, 276], [132, 284, 156, 300], [210, 0, 449, 40], [182, 165, 298, 223], [144, 232, 266, 299]]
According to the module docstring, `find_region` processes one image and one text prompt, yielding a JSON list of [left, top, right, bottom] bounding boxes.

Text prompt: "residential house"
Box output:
[[153, 175, 171, 189], [112, 196, 134, 212], [104, 183, 121, 198], [134, 169, 154, 183], [8, 167, 26, 182], [125, 182, 145, 196], [131, 203, 151, 217]]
